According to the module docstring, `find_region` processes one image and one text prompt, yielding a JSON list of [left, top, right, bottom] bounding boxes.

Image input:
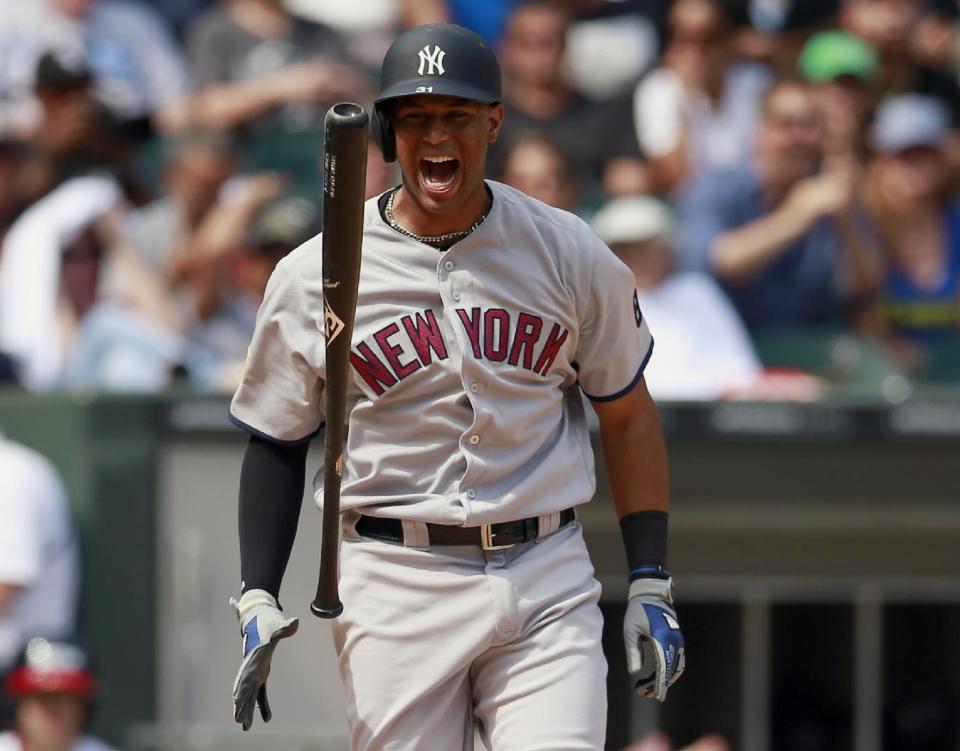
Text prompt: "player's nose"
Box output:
[[422, 117, 451, 144]]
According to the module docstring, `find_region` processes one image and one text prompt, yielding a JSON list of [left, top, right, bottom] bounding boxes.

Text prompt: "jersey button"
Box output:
[[469, 435, 480, 445], [469, 382, 480, 394], [444, 260, 455, 271], [451, 290, 461, 302]]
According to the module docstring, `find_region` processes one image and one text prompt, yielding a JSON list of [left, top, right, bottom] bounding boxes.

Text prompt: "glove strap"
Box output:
[[234, 588, 279, 624], [628, 576, 674, 605]]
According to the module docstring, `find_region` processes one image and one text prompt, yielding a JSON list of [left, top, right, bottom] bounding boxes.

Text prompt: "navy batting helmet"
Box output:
[[374, 24, 502, 162]]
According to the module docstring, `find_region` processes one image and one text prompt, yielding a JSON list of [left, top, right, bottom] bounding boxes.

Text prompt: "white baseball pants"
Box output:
[[331, 519, 607, 750]]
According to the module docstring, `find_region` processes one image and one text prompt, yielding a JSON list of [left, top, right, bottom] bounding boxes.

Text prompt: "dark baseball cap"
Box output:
[[35, 50, 92, 92], [249, 196, 320, 253]]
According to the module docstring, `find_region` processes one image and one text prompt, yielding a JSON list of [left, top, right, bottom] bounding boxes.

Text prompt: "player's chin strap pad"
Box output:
[[623, 577, 686, 702], [230, 589, 299, 731]]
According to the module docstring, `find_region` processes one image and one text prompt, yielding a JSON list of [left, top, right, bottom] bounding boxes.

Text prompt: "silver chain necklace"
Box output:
[[384, 188, 488, 246]]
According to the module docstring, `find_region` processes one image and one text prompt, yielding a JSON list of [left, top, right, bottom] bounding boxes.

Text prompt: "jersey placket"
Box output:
[[434, 243, 485, 523]]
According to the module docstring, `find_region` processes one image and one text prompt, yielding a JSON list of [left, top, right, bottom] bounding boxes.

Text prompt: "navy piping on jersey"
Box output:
[[582, 338, 655, 403], [228, 412, 323, 446]]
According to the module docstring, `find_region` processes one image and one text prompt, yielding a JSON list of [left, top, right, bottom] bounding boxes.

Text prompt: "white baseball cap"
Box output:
[[591, 196, 675, 247], [871, 94, 950, 154]]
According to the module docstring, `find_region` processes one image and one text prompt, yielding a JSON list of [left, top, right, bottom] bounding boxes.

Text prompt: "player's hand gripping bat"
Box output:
[[311, 103, 368, 618]]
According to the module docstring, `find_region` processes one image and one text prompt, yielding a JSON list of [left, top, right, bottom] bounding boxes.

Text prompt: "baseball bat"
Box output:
[[311, 102, 369, 619]]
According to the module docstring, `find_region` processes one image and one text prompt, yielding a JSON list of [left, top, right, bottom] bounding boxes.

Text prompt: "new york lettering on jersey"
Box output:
[[350, 308, 569, 395]]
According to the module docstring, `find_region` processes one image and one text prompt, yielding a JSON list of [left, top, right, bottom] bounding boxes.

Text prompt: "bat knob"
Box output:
[[310, 599, 344, 619]]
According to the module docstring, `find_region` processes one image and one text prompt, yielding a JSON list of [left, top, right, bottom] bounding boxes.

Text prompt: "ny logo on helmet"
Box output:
[[417, 45, 446, 76]]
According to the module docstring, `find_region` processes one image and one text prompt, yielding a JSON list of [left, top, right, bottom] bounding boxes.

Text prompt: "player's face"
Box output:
[[392, 95, 504, 217]]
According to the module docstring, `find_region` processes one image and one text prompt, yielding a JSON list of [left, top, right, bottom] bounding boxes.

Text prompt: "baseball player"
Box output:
[[229, 23, 685, 750]]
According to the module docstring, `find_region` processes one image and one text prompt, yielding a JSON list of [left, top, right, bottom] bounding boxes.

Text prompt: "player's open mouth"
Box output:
[[419, 156, 460, 195]]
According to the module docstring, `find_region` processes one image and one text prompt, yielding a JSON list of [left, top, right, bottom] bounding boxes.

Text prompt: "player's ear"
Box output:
[[487, 103, 505, 144]]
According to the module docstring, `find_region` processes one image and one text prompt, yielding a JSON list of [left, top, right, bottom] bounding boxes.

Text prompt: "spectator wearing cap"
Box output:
[[593, 195, 761, 400], [182, 194, 319, 391], [856, 95, 960, 358], [798, 30, 879, 162], [0, 439, 79, 676], [1, 638, 114, 751], [20, 51, 152, 205], [677, 79, 862, 330], [0, 0, 189, 134], [632, 0, 773, 194]]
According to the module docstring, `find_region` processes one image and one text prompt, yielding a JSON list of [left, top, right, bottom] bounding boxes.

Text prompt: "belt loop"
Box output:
[[402, 519, 430, 549], [342, 510, 362, 540], [538, 511, 561, 537]]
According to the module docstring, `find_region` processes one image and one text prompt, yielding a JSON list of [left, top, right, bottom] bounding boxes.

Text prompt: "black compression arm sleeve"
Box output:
[[238, 435, 309, 601]]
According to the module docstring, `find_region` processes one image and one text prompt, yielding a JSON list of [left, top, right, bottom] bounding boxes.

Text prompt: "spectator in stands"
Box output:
[[841, 0, 960, 128], [500, 132, 579, 211], [0, 439, 79, 675], [19, 51, 151, 205], [64, 149, 281, 391], [398, 0, 520, 45], [677, 79, 859, 330], [0, 0, 189, 134], [183, 0, 368, 138], [633, 0, 772, 194], [593, 195, 761, 399], [492, 0, 643, 204], [0, 177, 128, 390], [121, 133, 238, 313], [797, 30, 879, 162], [856, 95, 960, 361], [182, 194, 318, 391], [1, 638, 114, 751]]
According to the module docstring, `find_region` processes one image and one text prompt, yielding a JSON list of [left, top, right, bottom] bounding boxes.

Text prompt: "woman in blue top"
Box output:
[[856, 95, 960, 363]]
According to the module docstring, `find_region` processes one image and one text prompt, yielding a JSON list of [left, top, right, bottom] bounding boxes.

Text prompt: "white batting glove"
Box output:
[[230, 589, 299, 731], [624, 576, 686, 702]]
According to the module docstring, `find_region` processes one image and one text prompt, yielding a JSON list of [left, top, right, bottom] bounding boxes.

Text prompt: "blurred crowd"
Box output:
[[0, 0, 958, 400]]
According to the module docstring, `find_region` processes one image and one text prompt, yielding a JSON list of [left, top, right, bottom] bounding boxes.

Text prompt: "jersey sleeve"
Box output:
[[575, 239, 653, 401], [230, 257, 325, 444]]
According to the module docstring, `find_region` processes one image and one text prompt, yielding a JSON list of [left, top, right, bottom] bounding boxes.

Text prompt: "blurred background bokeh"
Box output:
[[1, 1, 959, 749]]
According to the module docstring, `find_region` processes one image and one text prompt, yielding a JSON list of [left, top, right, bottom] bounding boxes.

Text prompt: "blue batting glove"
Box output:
[[230, 589, 299, 731], [624, 576, 685, 702]]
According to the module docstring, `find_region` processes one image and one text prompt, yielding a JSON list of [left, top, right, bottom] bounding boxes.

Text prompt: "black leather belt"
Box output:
[[356, 508, 576, 550]]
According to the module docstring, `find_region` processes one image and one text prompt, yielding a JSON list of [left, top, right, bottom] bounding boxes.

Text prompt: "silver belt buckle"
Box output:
[[480, 523, 514, 551]]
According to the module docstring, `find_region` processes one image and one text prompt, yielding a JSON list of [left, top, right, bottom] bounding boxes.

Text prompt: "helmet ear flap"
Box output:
[[373, 105, 396, 163]]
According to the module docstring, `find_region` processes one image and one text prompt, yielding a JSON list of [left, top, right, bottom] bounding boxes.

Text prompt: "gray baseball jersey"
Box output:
[[230, 180, 652, 525]]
